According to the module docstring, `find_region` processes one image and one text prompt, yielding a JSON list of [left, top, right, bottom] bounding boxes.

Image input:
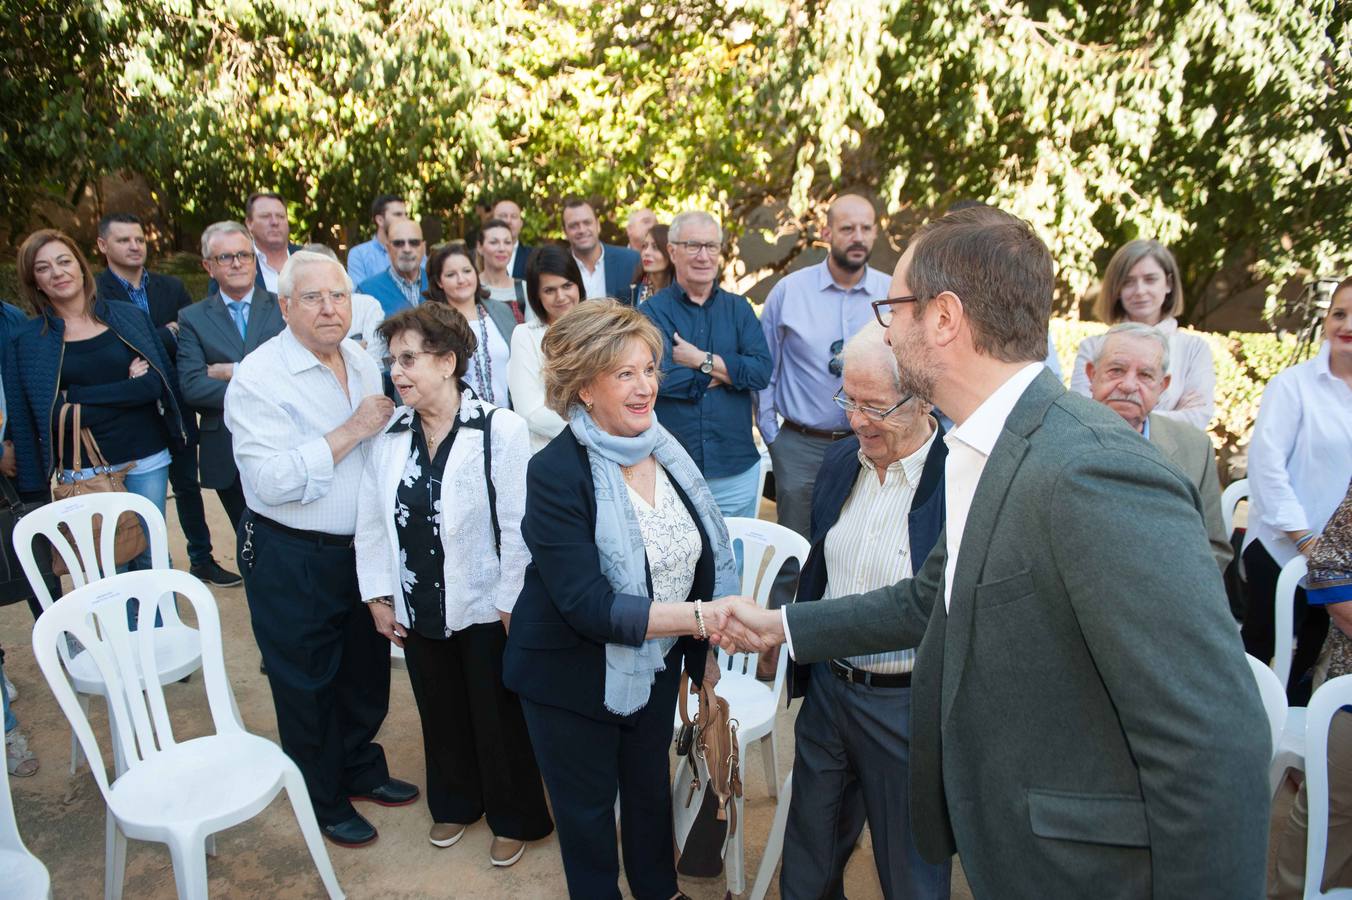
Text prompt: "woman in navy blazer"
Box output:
[[503, 300, 739, 900]]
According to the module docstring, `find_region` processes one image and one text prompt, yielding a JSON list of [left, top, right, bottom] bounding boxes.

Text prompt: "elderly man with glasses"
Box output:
[[780, 321, 951, 900], [357, 218, 428, 316]]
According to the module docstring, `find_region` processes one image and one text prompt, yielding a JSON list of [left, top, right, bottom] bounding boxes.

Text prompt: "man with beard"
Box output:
[[758, 193, 891, 537], [1086, 322, 1231, 573], [357, 218, 428, 316]]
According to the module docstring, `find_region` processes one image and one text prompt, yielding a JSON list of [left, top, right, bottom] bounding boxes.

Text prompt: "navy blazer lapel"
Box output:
[[205, 293, 247, 355]]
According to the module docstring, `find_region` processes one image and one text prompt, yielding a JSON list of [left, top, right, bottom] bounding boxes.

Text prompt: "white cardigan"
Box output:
[[1071, 317, 1217, 430], [354, 397, 532, 635], [507, 321, 568, 453]]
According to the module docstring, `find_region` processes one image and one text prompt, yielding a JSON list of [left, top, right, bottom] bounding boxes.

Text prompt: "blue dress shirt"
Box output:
[[111, 269, 151, 316], [346, 237, 388, 289], [641, 283, 772, 478]]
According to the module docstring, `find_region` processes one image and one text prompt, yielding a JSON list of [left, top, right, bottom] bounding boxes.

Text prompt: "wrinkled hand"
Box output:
[[206, 362, 235, 381], [671, 331, 707, 370], [368, 601, 406, 647], [350, 395, 397, 439], [706, 596, 784, 654], [128, 357, 150, 378]]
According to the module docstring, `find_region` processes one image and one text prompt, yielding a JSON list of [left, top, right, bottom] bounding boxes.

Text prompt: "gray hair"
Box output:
[[200, 220, 253, 259], [301, 242, 340, 262], [841, 321, 902, 395], [277, 250, 353, 299], [668, 210, 723, 244], [1096, 321, 1171, 372]]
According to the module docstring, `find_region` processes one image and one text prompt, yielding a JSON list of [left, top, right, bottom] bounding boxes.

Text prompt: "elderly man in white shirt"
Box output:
[[224, 250, 418, 849]]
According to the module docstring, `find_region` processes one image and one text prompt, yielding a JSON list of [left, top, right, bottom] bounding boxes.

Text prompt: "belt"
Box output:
[[250, 512, 354, 548], [829, 658, 912, 688], [781, 419, 851, 441]]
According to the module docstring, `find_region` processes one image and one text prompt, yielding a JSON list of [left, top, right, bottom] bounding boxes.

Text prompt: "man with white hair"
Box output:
[[641, 210, 772, 518], [781, 323, 951, 900], [225, 251, 416, 848], [1086, 321, 1232, 572]]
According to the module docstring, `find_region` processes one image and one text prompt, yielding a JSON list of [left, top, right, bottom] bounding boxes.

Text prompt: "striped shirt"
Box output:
[[823, 428, 937, 674], [224, 327, 384, 536]]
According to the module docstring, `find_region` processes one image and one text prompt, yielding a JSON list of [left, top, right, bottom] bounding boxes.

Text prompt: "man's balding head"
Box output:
[[823, 193, 879, 275], [626, 208, 658, 251]]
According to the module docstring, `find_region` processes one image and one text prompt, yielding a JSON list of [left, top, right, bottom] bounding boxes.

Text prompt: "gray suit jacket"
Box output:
[[176, 291, 286, 489], [1148, 412, 1233, 572], [785, 369, 1270, 899]]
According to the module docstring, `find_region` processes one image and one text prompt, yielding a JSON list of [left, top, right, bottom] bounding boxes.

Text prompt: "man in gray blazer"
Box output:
[[1085, 321, 1233, 573], [179, 220, 287, 532], [718, 208, 1271, 899]]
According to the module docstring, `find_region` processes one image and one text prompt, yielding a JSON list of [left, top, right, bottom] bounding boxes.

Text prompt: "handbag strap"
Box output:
[[679, 670, 695, 728], [80, 423, 112, 469], [56, 403, 73, 471]]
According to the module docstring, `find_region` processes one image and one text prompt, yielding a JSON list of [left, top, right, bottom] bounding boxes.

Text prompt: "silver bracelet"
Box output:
[[694, 598, 709, 640]]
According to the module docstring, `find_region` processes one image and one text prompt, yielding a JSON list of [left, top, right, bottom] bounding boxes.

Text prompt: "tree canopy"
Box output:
[[2, 0, 1347, 319]]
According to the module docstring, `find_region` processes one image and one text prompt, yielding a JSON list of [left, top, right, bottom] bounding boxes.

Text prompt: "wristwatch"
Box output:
[[700, 352, 714, 374]]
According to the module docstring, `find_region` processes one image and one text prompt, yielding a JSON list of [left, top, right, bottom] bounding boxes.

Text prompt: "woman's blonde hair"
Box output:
[[1096, 239, 1184, 323], [541, 299, 664, 416]]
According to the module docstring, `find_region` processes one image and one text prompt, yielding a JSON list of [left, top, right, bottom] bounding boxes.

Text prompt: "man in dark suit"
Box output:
[[94, 212, 240, 586], [719, 207, 1271, 898], [179, 220, 286, 531], [205, 192, 303, 296], [491, 198, 533, 279], [782, 324, 950, 900], [561, 196, 640, 301]]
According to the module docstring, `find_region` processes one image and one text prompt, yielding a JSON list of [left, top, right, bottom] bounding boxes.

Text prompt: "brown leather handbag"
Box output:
[[675, 669, 743, 876], [49, 404, 146, 577]]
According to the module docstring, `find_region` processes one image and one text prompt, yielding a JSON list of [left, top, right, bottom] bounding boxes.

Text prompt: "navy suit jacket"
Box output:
[[600, 244, 641, 299], [94, 268, 193, 360], [176, 291, 286, 489], [788, 425, 947, 699], [503, 428, 710, 723], [510, 242, 534, 280]]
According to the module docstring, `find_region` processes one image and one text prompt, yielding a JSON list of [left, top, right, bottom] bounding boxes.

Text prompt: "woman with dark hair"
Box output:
[[425, 242, 516, 406], [356, 301, 553, 866], [3, 229, 185, 571], [1070, 239, 1216, 429], [630, 223, 672, 306], [507, 246, 585, 452], [478, 218, 531, 324]]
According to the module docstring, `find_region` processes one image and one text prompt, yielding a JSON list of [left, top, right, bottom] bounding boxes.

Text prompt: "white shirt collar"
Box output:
[[857, 419, 937, 485], [280, 326, 363, 376], [945, 363, 1045, 457], [221, 286, 255, 306], [573, 244, 605, 273]]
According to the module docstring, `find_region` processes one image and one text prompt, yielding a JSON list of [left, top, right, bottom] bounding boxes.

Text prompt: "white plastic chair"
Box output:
[[2, 765, 51, 900], [31, 570, 343, 900], [1301, 673, 1352, 899], [671, 517, 809, 897], [1221, 477, 1249, 540], [12, 493, 203, 774], [1247, 653, 1288, 757], [748, 769, 792, 900], [1271, 555, 1310, 796]]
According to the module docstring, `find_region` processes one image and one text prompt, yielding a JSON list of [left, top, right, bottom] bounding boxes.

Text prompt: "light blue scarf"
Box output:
[[569, 407, 741, 715]]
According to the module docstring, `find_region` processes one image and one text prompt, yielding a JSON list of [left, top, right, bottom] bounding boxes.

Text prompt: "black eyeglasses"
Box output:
[[833, 388, 913, 421], [872, 294, 920, 327], [210, 251, 253, 266]]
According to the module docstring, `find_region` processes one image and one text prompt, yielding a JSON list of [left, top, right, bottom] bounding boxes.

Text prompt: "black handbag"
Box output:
[[0, 475, 50, 607]]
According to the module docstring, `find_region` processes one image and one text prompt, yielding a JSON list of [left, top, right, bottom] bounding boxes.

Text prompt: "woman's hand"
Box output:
[[128, 357, 149, 378], [367, 601, 406, 647], [499, 611, 511, 634]]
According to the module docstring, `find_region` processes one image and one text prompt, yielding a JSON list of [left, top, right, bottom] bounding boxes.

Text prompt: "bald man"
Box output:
[[356, 218, 428, 316], [758, 193, 892, 537], [625, 207, 658, 251]]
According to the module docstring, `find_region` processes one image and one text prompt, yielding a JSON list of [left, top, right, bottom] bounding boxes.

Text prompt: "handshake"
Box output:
[[698, 597, 788, 655]]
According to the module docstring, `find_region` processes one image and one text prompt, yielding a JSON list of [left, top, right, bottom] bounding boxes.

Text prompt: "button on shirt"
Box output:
[[757, 260, 891, 443], [823, 428, 937, 673], [224, 327, 384, 536], [641, 283, 773, 478], [574, 247, 608, 300], [111, 269, 151, 316]]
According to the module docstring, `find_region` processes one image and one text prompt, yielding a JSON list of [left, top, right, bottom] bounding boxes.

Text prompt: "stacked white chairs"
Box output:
[[1302, 673, 1352, 900], [12, 493, 203, 773], [671, 517, 809, 897], [31, 569, 343, 900], [1, 764, 51, 899], [1272, 555, 1310, 795]]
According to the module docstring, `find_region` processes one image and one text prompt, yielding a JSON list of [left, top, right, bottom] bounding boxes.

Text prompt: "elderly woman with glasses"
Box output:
[[355, 301, 553, 866]]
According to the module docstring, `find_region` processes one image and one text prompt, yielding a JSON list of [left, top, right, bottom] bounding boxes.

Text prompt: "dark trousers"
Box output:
[[167, 444, 213, 565], [239, 513, 391, 825], [402, 623, 553, 840], [783, 664, 951, 900], [520, 657, 681, 900], [1241, 539, 1329, 705], [216, 478, 247, 535]]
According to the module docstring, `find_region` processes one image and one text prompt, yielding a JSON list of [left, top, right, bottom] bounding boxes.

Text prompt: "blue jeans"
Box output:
[[704, 460, 762, 521]]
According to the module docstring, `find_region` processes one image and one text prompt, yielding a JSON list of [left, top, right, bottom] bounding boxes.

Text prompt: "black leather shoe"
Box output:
[[350, 778, 420, 807], [321, 814, 377, 848], [190, 560, 243, 587]]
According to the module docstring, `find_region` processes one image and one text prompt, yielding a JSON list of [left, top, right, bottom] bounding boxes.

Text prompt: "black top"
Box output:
[[57, 328, 168, 468], [397, 412, 459, 639]]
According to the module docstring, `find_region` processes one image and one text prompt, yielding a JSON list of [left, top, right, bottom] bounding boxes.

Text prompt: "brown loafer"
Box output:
[[490, 836, 526, 867]]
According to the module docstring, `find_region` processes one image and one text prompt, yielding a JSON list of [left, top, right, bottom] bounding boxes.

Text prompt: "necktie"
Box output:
[[227, 300, 248, 339]]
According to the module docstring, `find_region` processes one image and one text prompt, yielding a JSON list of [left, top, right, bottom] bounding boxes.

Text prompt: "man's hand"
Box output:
[[0, 441, 16, 478], [706, 596, 785, 654], [671, 331, 707, 370], [367, 601, 405, 648], [165, 321, 180, 336], [207, 362, 235, 381], [128, 357, 150, 378], [349, 395, 397, 439]]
